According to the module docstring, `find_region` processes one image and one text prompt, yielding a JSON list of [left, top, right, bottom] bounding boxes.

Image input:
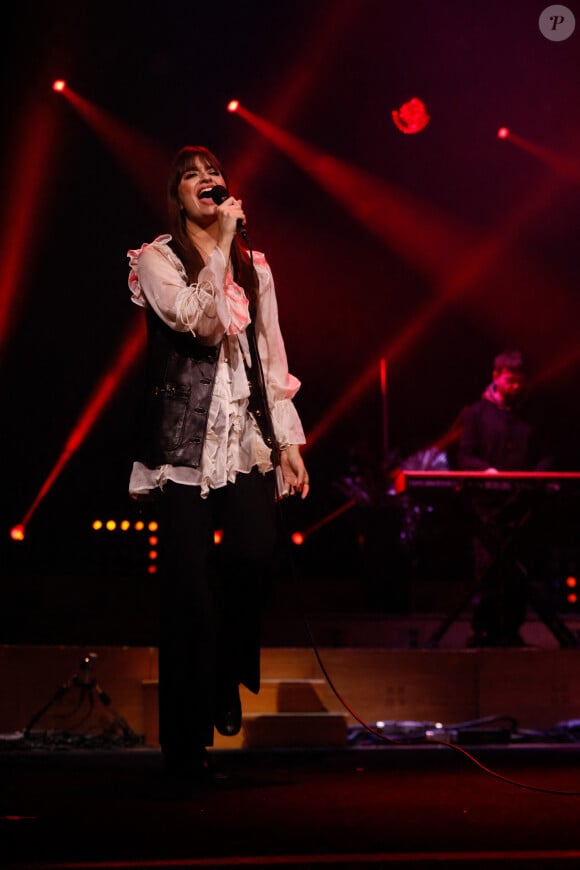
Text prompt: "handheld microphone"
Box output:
[[200, 185, 248, 241]]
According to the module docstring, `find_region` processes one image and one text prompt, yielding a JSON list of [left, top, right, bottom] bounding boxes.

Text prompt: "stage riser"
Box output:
[[2, 645, 580, 748]]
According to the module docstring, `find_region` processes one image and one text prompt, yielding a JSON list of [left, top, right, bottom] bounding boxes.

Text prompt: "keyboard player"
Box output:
[[456, 349, 553, 647]]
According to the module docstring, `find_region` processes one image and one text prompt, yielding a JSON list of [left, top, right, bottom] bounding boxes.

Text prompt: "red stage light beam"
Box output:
[[500, 128, 580, 182], [229, 0, 361, 193], [292, 498, 357, 543], [58, 85, 171, 215], [10, 316, 145, 539], [0, 97, 58, 357], [230, 106, 576, 448], [10, 85, 171, 533], [305, 167, 573, 448], [230, 103, 471, 285]]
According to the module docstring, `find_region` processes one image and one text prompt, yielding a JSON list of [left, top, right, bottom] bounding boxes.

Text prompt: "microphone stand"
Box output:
[[239, 237, 283, 500]]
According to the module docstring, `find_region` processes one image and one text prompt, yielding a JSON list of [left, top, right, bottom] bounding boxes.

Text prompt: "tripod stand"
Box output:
[[24, 652, 139, 744]]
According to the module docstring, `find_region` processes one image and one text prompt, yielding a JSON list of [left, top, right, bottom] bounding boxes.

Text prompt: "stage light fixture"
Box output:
[[134, 521, 145, 531], [10, 524, 25, 542], [392, 97, 430, 134], [106, 520, 116, 531], [497, 127, 509, 139], [52, 80, 66, 93], [92, 520, 103, 531], [227, 99, 239, 113], [291, 532, 305, 546], [214, 529, 223, 545], [562, 576, 578, 609]]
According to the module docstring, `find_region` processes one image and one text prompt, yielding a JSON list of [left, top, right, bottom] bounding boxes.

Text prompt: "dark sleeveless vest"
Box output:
[[135, 308, 220, 469]]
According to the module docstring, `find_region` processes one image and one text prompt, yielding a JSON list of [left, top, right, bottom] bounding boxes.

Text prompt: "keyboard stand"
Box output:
[[427, 505, 579, 649]]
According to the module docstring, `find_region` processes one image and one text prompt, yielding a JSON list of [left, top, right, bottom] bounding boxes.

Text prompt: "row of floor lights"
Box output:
[[90, 520, 226, 574], [92, 519, 159, 573]]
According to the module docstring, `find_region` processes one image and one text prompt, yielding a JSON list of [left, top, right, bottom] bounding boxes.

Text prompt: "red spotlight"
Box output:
[[214, 529, 223, 545], [497, 127, 509, 139], [227, 99, 239, 113], [10, 524, 25, 542], [392, 98, 430, 134], [52, 80, 66, 93], [291, 532, 305, 546]]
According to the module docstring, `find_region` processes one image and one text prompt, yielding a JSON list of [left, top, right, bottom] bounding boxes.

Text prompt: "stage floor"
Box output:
[[3, 617, 580, 869], [3, 742, 580, 869]]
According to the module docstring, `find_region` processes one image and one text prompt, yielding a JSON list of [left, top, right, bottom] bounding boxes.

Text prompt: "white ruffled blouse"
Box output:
[[127, 235, 306, 498]]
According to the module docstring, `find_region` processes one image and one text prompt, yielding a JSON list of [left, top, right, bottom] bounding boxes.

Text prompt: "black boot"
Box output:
[[215, 683, 242, 737]]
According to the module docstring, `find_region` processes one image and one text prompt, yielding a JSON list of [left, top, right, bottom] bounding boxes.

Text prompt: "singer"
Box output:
[[127, 145, 309, 784]]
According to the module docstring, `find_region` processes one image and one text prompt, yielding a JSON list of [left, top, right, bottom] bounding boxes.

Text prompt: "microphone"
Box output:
[[200, 185, 248, 241], [199, 184, 228, 205]]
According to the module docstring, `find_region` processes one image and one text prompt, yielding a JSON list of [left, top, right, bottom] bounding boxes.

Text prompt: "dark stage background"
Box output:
[[2, 0, 580, 641]]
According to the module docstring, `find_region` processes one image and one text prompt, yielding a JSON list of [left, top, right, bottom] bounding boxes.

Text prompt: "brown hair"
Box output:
[[493, 349, 526, 374], [167, 145, 258, 313]]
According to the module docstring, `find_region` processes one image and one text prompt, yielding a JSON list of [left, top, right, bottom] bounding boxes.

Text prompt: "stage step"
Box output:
[[142, 677, 349, 749]]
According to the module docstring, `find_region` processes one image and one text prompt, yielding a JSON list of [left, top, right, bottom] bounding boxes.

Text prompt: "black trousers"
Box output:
[[471, 519, 528, 640], [157, 468, 277, 753], [469, 493, 532, 641]]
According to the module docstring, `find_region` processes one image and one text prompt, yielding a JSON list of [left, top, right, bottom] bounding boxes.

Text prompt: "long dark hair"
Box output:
[[167, 145, 258, 314]]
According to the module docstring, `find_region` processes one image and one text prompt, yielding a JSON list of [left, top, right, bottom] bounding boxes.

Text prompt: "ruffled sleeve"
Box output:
[[126, 235, 250, 345], [127, 236, 177, 309], [252, 251, 306, 447]]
